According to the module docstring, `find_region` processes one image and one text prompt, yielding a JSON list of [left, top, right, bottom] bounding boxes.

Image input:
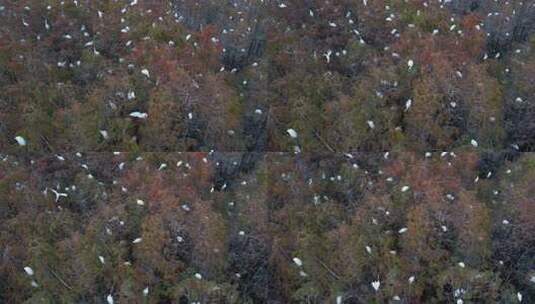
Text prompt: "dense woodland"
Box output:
[[0, 0, 534, 303]]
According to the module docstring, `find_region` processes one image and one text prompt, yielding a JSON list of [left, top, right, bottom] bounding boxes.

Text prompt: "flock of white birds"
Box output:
[[2, 0, 533, 302], [7, 0, 532, 151], [3, 143, 528, 302]]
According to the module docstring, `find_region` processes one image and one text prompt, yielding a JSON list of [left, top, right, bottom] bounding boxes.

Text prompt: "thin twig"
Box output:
[[313, 130, 336, 153], [315, 257, 341, 281], [47, 267, 73, 290]]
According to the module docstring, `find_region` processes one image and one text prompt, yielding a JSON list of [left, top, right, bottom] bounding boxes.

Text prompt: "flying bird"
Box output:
[[49, 188, 68, 202]]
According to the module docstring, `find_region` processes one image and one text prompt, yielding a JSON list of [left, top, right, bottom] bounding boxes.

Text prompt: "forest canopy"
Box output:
[[0, 0, 534, 303]]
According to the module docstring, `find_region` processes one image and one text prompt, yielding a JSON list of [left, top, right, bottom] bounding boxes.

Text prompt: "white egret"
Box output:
[[371, 280, 380, 291], [287, 128, 298, 138], [141, 69, 150, 78], [129, 112, 148, 119], [405, 99, 412, 111], [24, 266, 34, 276], [49, 188, 68, 202], [14, 136, 27, 146]]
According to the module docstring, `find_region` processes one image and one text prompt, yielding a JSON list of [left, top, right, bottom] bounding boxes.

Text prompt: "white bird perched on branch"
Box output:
[[371, 280, 380, 291], [129, 111, 148, 119], [100, 130, 109, 139], [287, 128, 298, 138], [407, 59, 414, 70], [107, 294, 114, 304], [141, 68, 150, 78], [405, 99, 412, 111], [127, 90, 136, 100], [24, 266, 34, 276], [14, 136, 27, 146], [323, 50, 333, 63], [293, 257, 303, 267]]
